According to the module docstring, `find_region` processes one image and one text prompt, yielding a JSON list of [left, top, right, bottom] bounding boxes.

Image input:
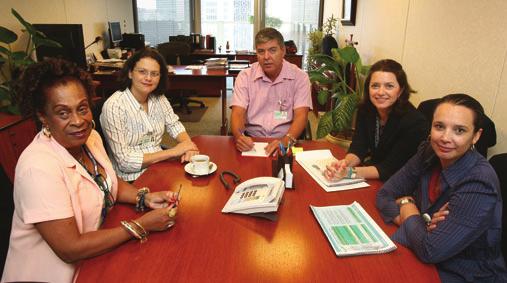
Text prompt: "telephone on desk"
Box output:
[[222, 177, 285, 214]]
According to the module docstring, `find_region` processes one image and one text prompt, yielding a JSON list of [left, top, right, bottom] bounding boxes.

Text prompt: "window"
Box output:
[[136, 0, 192, 46], [200, 0, 254, 51], [134, 0, 322, 62], [265, 0, 321, 64]]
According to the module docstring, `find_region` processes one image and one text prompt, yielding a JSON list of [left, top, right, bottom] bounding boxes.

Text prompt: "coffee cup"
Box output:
[[191, 154, 210, 175]]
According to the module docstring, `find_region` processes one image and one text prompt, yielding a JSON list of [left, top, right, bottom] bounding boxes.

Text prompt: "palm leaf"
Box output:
[[316, 111, 334, 139], [0, 26, 17, 44], [331, 94, 359, 133]]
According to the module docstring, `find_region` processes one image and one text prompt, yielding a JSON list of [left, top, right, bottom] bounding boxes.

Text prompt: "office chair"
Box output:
[[157, 41, 205, 114], [417, 98, 496, 157], [489, 153, 507, 260]]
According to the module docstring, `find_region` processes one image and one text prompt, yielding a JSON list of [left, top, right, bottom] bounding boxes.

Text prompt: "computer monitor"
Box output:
[[108, 21, 122, 47], [33, 24, 87, 68]]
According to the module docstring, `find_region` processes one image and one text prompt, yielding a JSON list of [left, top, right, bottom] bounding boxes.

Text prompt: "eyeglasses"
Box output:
[[134, 68, 160, 78], [94, 173, 115, 220]]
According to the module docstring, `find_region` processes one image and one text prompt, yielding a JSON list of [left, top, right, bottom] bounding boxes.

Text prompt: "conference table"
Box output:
[[76, 136, 439, 283]]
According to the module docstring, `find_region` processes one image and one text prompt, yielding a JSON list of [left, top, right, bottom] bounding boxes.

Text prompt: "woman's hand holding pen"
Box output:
[[135, 204, 177, 232], [324, 160, 348, 181], [144, 190, 179, 209]]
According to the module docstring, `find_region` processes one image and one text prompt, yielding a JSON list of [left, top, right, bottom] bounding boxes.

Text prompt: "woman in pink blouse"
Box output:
[[2, 59, 179, 283]]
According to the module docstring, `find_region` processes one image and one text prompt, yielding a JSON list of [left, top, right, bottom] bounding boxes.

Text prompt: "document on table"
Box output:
[[310, 202, 397, 256], [295, 150, 369, 192], [241, 142, 269, 157]]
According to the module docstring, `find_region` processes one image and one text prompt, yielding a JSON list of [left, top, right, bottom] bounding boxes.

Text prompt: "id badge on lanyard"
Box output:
[[273, 98, 288, 120], [138, 133, 154, 146]]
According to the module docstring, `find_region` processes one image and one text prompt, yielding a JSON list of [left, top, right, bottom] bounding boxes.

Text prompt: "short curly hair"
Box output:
[[17, 58, 94, 119]]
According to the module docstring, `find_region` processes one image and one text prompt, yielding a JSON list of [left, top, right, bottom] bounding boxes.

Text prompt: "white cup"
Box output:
[[191, 154, 210, 175]]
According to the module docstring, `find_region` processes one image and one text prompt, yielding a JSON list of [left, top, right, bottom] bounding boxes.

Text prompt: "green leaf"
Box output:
[[0, 45, 10, 56], [11, 9, 36, 35], [5, 104, 20, 115], [0, 26, 18, 44], [317, 111, 334, 139], [337, 46, 360, 64], [32, 36, 62, 48], [317, 89, 329, 106], [331, 95, 359, 132], [11, 51, 28, 60]]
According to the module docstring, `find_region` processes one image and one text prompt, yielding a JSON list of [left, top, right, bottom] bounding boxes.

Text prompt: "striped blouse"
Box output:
[[100, 88, 185, 181]]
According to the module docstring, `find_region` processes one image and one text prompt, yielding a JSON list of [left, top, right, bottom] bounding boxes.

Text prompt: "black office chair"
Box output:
[[0, 165, 14, 276], [157, 41, 205, 114], [489, 153, 507, 260], [417, 98, 496, 157]]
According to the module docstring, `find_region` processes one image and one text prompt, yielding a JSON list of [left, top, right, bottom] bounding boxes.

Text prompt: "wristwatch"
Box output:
[[399, 198, 415, 207]]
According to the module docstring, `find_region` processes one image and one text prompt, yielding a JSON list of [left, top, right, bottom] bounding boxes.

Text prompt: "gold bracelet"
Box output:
[[120, 220, 142, 240], [131, 220, 149, 238]]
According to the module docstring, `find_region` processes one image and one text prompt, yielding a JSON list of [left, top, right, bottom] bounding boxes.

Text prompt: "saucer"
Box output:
[[184, 162, 217, 176]]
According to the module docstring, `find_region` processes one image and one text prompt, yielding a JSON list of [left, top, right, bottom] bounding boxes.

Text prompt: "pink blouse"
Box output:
[[1, 130, 118, 283]]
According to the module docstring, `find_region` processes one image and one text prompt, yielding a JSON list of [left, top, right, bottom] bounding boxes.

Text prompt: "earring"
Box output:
[[91, 120, 96, 129], [42, 125, 51, 138], [471, 144, 476, 151]]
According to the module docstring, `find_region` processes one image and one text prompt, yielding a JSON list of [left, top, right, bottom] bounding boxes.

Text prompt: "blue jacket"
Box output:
[[376, 142, 507, 282]]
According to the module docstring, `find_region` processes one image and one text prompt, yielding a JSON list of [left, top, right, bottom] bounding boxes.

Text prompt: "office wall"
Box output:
[[0, 0, 134, 58], [324, 0, 507, 156]]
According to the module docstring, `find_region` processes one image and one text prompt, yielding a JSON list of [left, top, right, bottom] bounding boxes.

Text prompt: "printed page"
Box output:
[[310, 202, 396, 256], [241, 142, 269, 157], [295, 150, 368, 191]]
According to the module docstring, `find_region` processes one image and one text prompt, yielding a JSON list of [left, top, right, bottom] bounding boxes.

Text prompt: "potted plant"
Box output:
[[0, 8, 61, 114], [308, 45, 370, 140]]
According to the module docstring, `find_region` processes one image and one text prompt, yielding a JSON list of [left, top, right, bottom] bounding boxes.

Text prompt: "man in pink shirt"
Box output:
[[231, 28, 312, 154]]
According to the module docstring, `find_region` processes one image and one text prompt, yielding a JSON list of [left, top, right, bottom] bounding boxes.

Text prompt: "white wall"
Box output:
[[325, 0, 507, 156], [0, 0, 133, 59]]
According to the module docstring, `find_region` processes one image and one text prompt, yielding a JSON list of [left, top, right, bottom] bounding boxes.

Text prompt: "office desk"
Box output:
[[191, 50, 303, 68], [92, 66, 232, 135], [168, 66, 232, 135], [76, 136, 439, 283]]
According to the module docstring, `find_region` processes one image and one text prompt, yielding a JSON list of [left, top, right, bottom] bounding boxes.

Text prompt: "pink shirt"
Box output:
[[231, 60, 312, 137], [1, 130, 118, 283]]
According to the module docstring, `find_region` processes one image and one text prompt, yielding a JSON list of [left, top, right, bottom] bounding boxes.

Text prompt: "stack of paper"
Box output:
[[295, 150, 369, 192], [205, 58, 228, 69], [311, 202, 397, 256]]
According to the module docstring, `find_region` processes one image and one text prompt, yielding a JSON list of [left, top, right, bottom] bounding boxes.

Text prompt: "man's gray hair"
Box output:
[[255, 28, 285, 48]]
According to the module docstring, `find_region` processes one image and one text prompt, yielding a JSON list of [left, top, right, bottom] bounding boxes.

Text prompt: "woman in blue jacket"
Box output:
[[376, 93, 507, 282]]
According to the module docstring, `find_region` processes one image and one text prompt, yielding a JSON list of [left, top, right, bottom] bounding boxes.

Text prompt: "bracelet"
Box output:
[[121, 220, 142, 240], [135, 187, 150, 212], [121, 220, 148, 243], [346, 167, 357, 179]]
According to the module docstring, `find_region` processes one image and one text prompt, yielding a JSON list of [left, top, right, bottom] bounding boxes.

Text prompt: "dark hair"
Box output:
[[255, 28, 285, 49], [17, 58, 94, 119], [362, 59, 416, 115], [436, 93, 484, 133], [119, 47, 168, 96]]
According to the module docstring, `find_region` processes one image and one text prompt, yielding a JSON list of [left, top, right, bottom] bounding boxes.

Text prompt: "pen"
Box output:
[[278, 142, 286, 156]]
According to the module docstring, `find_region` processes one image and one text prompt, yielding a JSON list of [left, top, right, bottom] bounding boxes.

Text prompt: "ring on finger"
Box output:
[[166, 220, 175, 229]]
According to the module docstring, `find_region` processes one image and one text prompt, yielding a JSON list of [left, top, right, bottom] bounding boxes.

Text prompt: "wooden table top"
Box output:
[[76, 136, 439, 283]]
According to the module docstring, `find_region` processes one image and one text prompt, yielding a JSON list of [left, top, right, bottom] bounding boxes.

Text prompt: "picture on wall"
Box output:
[[341, 0, 357, 26]]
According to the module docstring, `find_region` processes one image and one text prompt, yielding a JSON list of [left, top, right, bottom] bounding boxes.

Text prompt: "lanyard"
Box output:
[[375, 116, 384, 148]]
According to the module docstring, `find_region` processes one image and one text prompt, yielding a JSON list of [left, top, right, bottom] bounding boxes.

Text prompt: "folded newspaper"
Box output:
[[311, 202, 397, 256], [295, 150, 369, 192]]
